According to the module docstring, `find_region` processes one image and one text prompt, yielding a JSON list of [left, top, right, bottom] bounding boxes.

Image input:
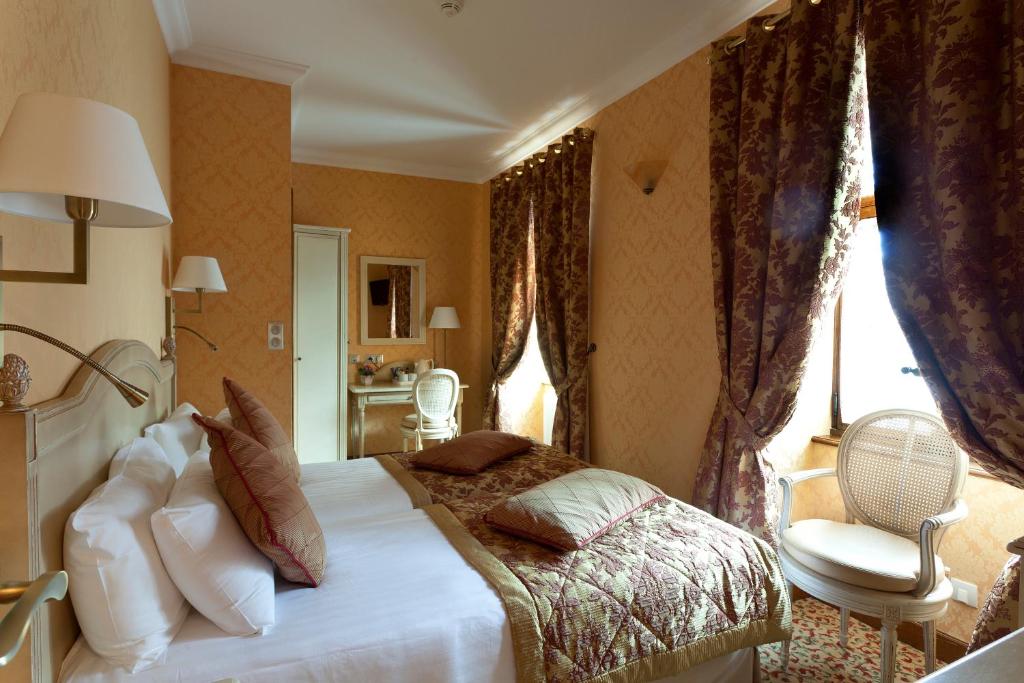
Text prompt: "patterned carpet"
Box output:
[[760, 599, 946, 682]]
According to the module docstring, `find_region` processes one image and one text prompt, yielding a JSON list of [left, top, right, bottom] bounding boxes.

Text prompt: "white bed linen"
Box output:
[[297, 457, 415, 520], [60, 504, 517, 683], [61, 459, 757, 683]]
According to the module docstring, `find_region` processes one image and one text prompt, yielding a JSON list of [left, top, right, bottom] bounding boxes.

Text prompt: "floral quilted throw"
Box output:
[[427, 494, 791, 682]]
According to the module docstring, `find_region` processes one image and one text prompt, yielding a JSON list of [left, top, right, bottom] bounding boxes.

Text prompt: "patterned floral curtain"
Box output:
[[484, 173, 534, 430], [532, 128, 595, 459], [862, 0, 1024, 648], [692, 0, 866, 546], [387, 265, 412, 338]]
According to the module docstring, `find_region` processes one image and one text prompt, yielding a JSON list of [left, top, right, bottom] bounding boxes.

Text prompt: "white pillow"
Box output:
[[144, 403, 204, 475], [198, 407, 233, 453], [151, 451, 275, 636], [65, 437, 189, 673]]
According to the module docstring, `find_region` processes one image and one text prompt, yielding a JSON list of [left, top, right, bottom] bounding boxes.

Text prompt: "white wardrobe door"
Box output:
[[294, 230, 343, 462]]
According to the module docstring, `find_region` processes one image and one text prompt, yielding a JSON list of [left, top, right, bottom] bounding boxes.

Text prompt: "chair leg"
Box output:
[[839, 607, 849, 648], [880, 615, 899, 683], [923, 620, 937, 674], [402, 437, 408, 453], [415, 433, 422, 451]]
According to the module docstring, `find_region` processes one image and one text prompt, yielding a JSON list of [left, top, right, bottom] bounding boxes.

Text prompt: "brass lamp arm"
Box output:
[[0, 324, 148, 410], [173, 325, 218, 351], [0, 571, 68, 668]]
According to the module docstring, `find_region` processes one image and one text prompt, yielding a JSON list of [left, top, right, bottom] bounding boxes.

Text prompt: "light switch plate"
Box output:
[[268, 321, 285, 351], [349, 354, 361, 364]]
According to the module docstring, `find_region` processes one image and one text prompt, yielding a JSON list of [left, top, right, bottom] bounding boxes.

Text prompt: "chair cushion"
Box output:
[[193, 415, 326, 587], [412, 430, 531, 474], [485, 468, 665, 550], [223, 378, 301, 483], [401, 413, 452, 428], [782, 518, 944, 593]]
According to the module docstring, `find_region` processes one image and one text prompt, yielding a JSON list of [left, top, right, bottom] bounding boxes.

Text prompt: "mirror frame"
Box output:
[[359, 255, 427, 345]]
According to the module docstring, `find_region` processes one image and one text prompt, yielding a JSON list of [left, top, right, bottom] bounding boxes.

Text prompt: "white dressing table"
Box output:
[[348, 382, 468, 458]]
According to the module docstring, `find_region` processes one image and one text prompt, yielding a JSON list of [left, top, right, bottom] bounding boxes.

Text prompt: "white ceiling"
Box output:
[[154, 0, 772, 183]]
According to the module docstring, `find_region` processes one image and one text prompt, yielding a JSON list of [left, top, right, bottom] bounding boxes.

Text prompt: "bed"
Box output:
[[0, 340, 790, 683]]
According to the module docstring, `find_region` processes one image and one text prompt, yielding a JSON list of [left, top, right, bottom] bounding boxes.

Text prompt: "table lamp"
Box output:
[[428, 306, 460, 368]]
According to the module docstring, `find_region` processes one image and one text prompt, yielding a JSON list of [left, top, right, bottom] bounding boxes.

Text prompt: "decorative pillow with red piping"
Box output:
[[222, 377, 302, 483], [485, 468, 666, 551], [192, 415, 325, 587]]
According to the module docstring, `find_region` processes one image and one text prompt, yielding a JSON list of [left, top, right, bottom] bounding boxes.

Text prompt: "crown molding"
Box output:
[[477, 0, 775, 181], [173, 44, 309, 86], [291, 147, 482, 184], [152, 0, 308, 85], [151, 0, 191, 54]]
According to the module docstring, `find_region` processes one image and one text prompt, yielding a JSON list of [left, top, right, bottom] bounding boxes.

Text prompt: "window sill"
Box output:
[[811, 434, 840, 447]]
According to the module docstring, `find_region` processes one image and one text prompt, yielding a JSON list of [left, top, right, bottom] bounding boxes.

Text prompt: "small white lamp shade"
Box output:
[[172, 256, 227, 293], [429, 306, 460, 329], [0, 93, 171, 227]]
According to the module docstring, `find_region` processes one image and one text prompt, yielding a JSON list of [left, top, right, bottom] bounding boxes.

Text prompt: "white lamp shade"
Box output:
[[429, 306, 460, 329], [0, 92, 171, 227], [172, 256, 227, 293]]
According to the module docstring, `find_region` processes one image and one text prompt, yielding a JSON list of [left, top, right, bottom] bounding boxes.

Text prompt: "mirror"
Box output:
[[360, 256, 426, 344]]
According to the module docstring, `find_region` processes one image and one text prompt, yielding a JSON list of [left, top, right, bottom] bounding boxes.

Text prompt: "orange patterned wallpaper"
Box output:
[[291, 163, 489, 455], [580, 44, 721, 501], [170, 66, 293, 429], [0, 0, 171, 404]]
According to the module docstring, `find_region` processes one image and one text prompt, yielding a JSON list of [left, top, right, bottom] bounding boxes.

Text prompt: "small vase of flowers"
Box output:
[[358, 360, 379, 386]]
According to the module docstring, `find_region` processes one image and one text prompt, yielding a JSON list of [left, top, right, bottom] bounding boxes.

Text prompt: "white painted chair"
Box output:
[[400, 369, 460, 452], [778, 409, 969, 683]]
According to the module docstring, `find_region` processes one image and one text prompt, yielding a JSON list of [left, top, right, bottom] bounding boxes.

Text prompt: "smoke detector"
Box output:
[[440, 0, 464, 17]]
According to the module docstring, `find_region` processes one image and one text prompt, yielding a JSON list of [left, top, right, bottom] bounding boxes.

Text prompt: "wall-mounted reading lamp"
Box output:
[[0, 93, 167, 664], [0, 92, 170, 416], [162, 256, 226, 360], [0, 92, 171, 284]]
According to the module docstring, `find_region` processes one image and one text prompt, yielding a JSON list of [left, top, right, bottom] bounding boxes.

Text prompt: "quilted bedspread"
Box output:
[[426, 494, 792, 683], [389, 444, 587, 503]]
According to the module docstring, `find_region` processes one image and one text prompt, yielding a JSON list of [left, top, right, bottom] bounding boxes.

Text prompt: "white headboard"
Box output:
[[0, 340, 174, 683]]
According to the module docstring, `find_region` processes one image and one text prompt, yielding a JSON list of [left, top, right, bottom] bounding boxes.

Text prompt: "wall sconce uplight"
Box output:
[[0, 92, 171, 283], [625, 160, 669, 196]]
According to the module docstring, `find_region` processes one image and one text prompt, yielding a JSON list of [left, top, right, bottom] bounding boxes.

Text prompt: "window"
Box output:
[[830, 196, 938, 434]]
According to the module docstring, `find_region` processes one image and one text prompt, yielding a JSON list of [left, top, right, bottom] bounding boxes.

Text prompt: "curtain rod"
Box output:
[[723, 0, 822, 54]]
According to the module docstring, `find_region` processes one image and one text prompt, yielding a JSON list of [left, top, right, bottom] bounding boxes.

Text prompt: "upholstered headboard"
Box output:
[[0, 340, 174, 683]]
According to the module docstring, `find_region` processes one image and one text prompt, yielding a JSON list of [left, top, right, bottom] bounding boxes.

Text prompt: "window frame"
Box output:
[[829, 195, 876, 437]]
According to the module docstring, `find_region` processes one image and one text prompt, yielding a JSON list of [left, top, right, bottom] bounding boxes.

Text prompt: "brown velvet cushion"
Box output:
[[485, 469, 666, 551], [193, 415, 325, 586], [223, 377, 301, 483], [412, 430, 532, 475]]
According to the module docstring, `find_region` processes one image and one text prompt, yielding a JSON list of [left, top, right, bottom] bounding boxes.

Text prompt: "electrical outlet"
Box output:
[[349, 354, 361, 364], [369, 354, 384, 365], [950, 578, 978, 608], [267, 321, 285, 351]]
